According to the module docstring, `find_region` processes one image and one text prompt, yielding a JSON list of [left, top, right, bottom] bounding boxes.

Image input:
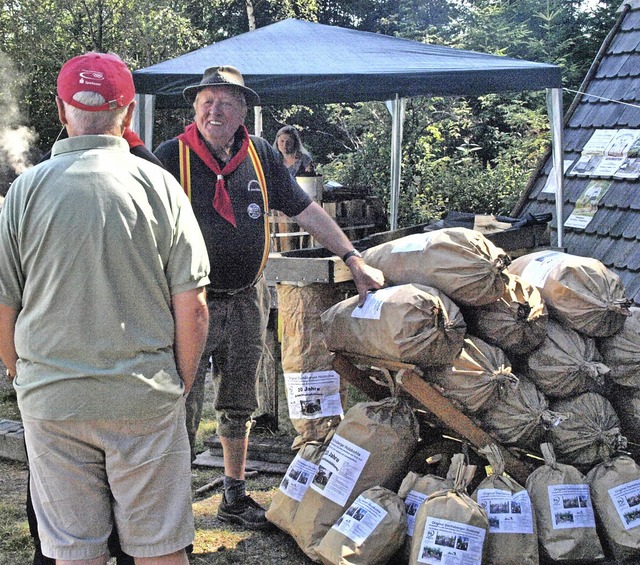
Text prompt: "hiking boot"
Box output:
[[217, 494, 272, 530]]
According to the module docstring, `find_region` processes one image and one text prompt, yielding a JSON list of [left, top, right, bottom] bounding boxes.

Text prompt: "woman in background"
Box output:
[[273, 125, 315, 176]]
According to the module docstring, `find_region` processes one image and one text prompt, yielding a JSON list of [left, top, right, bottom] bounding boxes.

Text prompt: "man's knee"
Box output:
[[216, 410, 253, 438]]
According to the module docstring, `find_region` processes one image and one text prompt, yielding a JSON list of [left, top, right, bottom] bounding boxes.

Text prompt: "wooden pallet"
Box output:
[[332, 352, 537, 484]]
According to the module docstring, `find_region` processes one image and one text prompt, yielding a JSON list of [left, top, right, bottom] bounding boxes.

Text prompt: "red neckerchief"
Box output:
[[122, 127, 145, 149], [178, 123, 251, 228]]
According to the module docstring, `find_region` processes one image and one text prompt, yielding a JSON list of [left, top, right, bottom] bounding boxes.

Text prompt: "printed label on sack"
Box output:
[[284, 371, 343, 420], [519, 251, 566, 288], [608, 478, 640, 530], [476, 488, 534, 534], [351, 286, 400, 320], [390, 233, 434, 253], [311, 434, 370, 506], [405, 490, 429, 537], [332, 494, 388, 545], [417, 517, 485, 565], [547, 484, 596, 529], [279, 453, 319, 502]]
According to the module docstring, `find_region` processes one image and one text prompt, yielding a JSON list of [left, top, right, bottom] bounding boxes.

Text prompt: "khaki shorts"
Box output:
[[23, 399, 194, 561]]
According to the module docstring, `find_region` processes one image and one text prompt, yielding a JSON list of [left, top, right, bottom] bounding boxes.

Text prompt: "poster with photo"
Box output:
[[564, 179, 612, 229], [547, 484, 597, 530], [476, 488, 534, 534], [332, 495, 388, 545], [405, 490, 430, 537], [608, 479, 640, 530], [279, 453, 319, 501], [568, 129, 640, 179], [284, 370, 343, 420], [416, 517, 485, 565], [310, 434, 370, 506]]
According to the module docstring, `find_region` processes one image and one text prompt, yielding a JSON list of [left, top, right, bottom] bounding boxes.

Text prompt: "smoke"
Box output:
[[0, 51, 38, 196]]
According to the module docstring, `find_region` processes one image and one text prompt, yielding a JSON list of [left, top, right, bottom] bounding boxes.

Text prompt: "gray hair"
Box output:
[[63, 91, 129, 135]]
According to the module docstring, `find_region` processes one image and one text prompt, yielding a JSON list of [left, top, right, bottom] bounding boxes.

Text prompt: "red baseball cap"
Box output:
[[57, 52, 135, 112]]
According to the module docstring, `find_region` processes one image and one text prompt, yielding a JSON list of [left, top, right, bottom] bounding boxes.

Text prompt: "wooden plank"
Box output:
[[332, 353, 535, 484], [397, 369, 534, 484]]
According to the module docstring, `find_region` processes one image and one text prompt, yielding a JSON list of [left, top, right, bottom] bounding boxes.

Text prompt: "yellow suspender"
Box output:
[[178, 140, 191, 200], [177, 138, 271, 281], [247, 140, 271, 279]]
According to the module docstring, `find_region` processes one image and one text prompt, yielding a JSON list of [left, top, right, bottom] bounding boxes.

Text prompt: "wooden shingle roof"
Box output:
[[515, 1, 640, 305]]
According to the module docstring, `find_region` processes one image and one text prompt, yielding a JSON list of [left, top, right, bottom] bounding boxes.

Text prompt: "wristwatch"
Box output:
[[342, 249, 362, 263]]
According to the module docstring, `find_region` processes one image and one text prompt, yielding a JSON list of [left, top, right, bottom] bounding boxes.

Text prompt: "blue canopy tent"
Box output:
[[132, 18, 564, 234]]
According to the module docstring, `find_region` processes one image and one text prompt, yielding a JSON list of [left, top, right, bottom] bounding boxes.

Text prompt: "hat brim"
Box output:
[[183, 83, 260, 107]]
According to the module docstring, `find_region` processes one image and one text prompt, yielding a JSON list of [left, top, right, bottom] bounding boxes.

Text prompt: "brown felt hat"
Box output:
[[183, 65, 260, 107]]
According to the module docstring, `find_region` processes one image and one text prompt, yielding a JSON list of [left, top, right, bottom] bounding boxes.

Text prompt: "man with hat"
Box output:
[[0, 52, 211, 564], [155, 65, 385, 530]]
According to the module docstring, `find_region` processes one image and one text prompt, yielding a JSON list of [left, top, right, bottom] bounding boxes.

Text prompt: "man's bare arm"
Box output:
[[295, 201, 385, 305], [0, 303, 18, 380], [172, 287, 209, 394]]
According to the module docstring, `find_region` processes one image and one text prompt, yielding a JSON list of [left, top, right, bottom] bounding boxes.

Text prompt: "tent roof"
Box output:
[[132, 18, 562, 108]]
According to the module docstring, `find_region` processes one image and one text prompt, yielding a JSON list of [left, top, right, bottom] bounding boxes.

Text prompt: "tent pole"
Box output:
[[547, 88, 565, 249], [132, 94, 155, 149], [387, 94, 406, 231], [254, 106, 263, 137]]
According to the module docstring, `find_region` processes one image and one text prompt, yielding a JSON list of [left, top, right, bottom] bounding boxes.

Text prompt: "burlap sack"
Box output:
[[398, 454, 465, 564], [320, 284, 466, 366], [587, 455, 640, 563], [525, 443, 604, 562], [477, 374, 568, 450], [315, 486, 407, 565], [266, 434, 332, 535], [361, 227, 510, 306], [548, 392, 627, 469], [508, 250, 631, 337], [471, 445, 538, 565], [278, 283, 349, 448], [608, 384, 640, 444], [409, 457, 488, 565], [598, 306, 640, 388], [525, 319, 610, 399], [424, 335, 519, 414], [291, 396, 419, 561], [461, 272, 548, 355]]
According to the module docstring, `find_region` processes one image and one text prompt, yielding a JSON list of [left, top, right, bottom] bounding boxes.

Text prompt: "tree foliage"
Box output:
[[0, 0, 622, 222]]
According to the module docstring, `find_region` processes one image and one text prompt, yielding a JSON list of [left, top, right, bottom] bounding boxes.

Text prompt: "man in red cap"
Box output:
[[0, 52, 210, 564], [155, 65, 385, 530]]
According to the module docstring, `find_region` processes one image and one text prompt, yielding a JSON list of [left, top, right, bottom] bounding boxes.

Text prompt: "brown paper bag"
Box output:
[[471, 445, 539, 565], [508, 250, 631, 337], [278, 283, 349, 448], [587, 455, 640, 563], [362, 227, 510, 306], [598, 306, 640, 388], [549, 391, 626, 468], [477, 374, 568, 450], [461, 272, 548, 355], [409, 457, 488, 565], [315, 486, 407, 565], [525, 319, 610, 399], [608, 384, 640, 444], [398, 454, 465, 564], [291, 397, 419, 561], [425, 335, 518, 414], [321, 284, 466, 366], [525, 443, 605, 562], [266, 434, 332, 535]]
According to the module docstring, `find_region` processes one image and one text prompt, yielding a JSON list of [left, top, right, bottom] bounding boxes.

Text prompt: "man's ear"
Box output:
[[122, 100, 136, 130], [55, 96, 67, 125]]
